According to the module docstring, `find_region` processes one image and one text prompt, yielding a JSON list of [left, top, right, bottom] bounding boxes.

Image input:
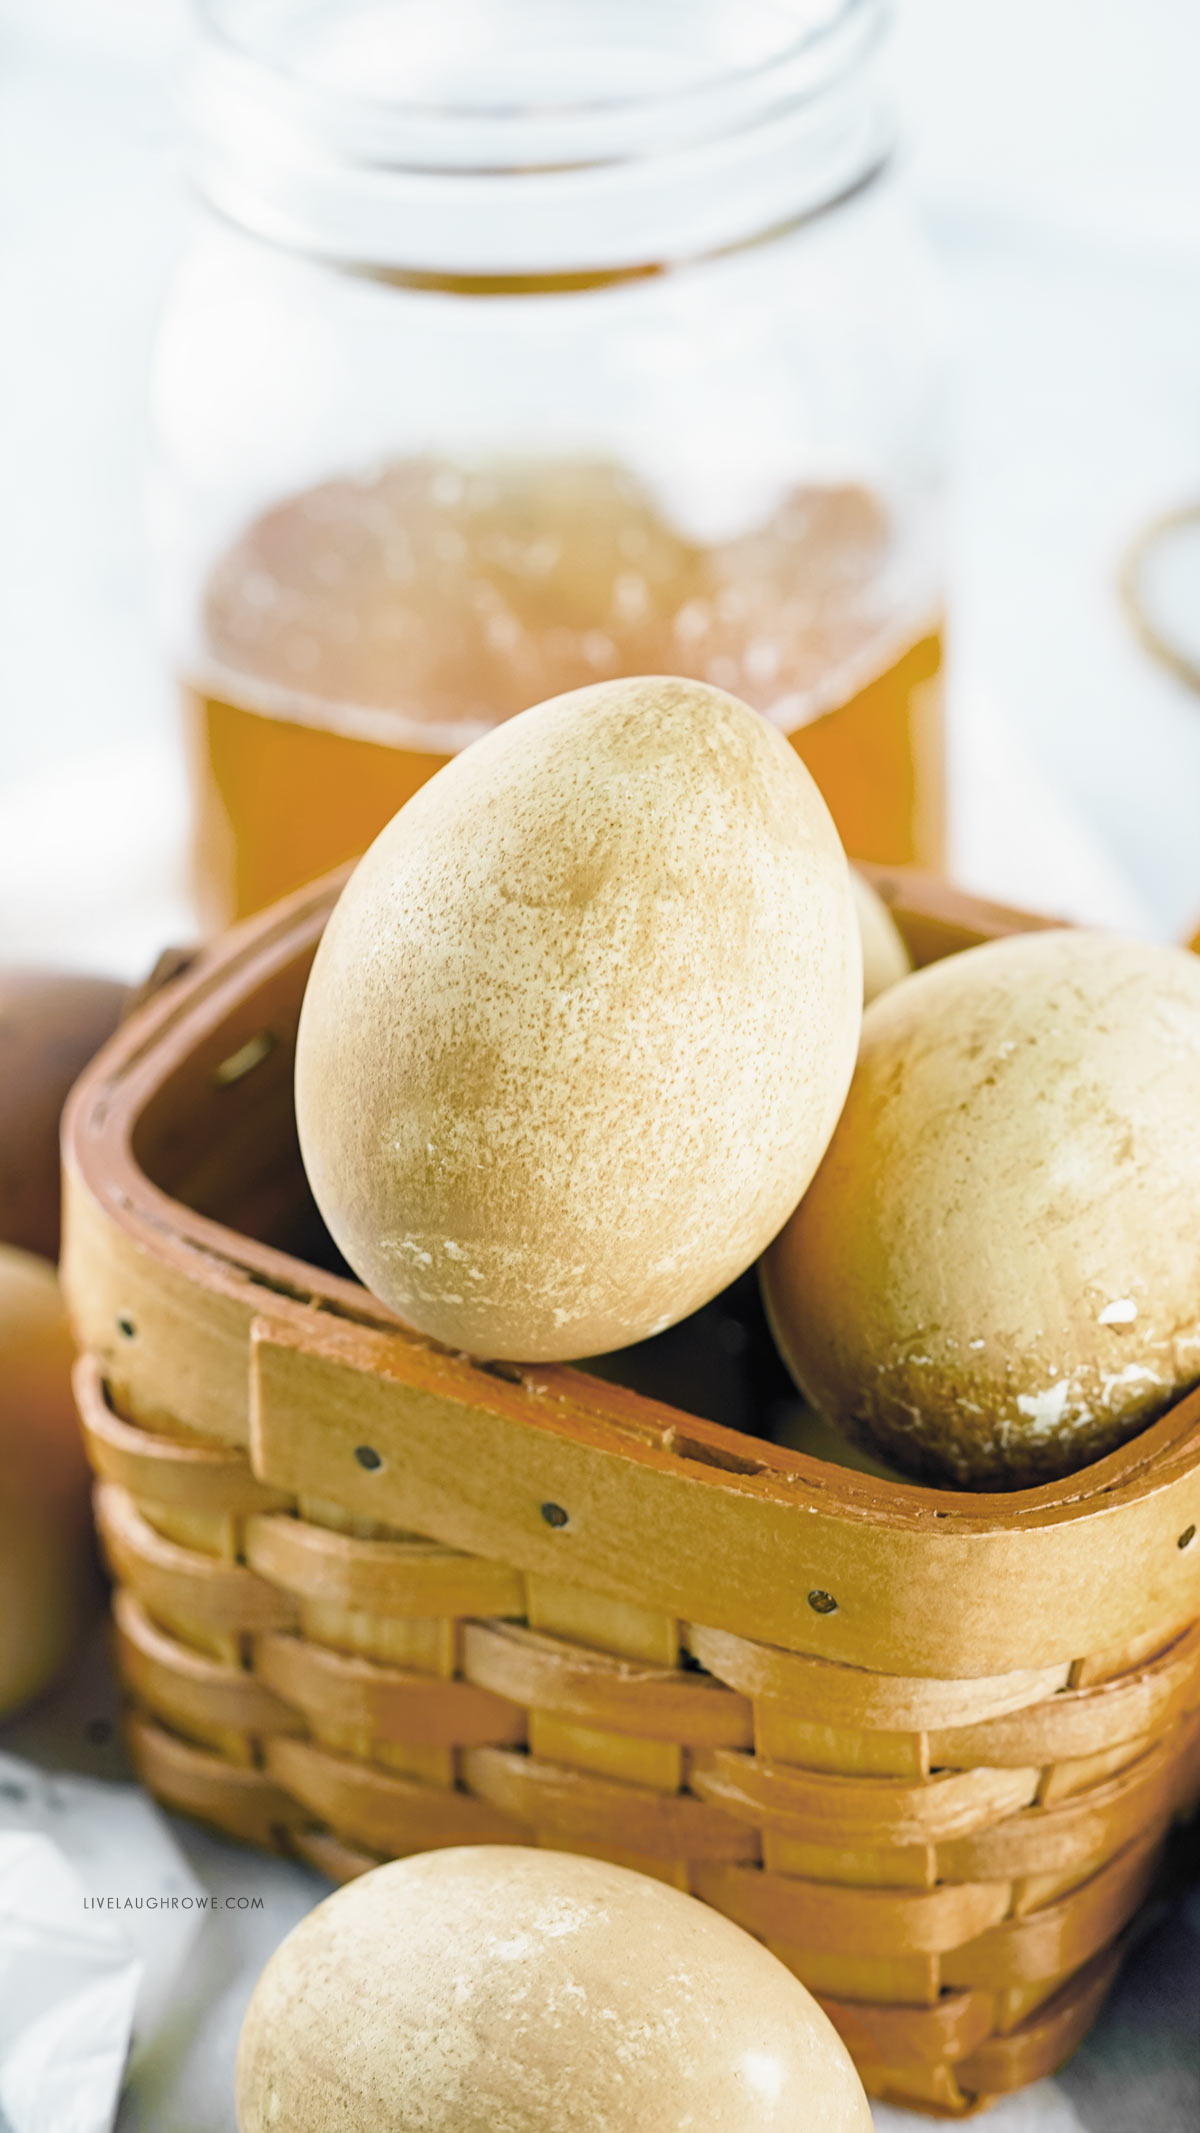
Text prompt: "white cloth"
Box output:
[[0, 1754, 206, 2053], [0, 1832, 136, 2133], [0, 1740, 214, 2133]]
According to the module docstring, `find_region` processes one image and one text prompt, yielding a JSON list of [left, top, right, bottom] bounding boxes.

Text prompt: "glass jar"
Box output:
[[152, 0, 948, 932]]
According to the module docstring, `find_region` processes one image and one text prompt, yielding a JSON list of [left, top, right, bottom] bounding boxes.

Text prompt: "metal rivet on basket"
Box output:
[[116, 1314, 136, 1339], [807, 1588, 838, 1615], [354, 1445, 383, 1472], [541, 1501, 569, 1529], [1179, 1524, 1197, 1552]]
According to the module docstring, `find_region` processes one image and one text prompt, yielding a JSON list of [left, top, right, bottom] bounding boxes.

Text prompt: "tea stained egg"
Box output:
[[0, 968, 125, 1260], [236, 1847, 874, 2133], [296, 676, 860, 1360], [763, 929, 1200, 1488], [0, 1244, 97, 1715], [850, 871, 912, 1004]]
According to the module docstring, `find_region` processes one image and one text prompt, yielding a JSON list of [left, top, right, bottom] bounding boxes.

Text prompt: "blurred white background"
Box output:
[[2, 0, 1200, 970]]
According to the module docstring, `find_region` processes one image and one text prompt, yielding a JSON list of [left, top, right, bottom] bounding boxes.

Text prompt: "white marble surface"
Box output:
[[2, 4, 1200, 2129]]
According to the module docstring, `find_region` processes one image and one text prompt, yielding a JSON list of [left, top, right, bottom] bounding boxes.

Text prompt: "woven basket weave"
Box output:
[[62, 867, 1200, 2118]]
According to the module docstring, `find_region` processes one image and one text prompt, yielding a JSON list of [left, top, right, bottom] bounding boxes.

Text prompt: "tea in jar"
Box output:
[[187, 459, 941, 924]]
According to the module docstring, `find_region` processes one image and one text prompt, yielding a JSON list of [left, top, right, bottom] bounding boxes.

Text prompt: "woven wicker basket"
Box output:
[[62, 866, 1200, 2118]]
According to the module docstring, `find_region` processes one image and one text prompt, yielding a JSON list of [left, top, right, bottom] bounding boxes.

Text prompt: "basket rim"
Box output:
[[61, 863, 1200, 1545]]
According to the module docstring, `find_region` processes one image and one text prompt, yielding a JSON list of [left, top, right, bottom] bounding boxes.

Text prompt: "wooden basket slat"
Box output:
[[693, 1862, 1012, 1956], [924, 1625, 1200, 1767], [113, 1590, 301, 1739], [940, 1835, 1160, 1990], [126, 1714, 307, 1849], [685, 1623, 1075, 1730], [251, 1631, 527, 1749], [240, 1510, 527, 1618], [75, 1362, 291, 1514], [262, 1734, 526, 1854], [94, 1483, 298, 1634], [459, 1620, 754, 1746], [950, 1943, 1123, 2100], [460, 1743, 759, 1861], [691, 1748, 1042, 1845], [248, 1312, 1200, 1678], [936, 1746, 1179, 1879]]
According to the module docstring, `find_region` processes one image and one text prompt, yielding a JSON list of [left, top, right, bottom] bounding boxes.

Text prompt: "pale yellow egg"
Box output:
[[236, 1847, 874, 2133], [0, 967, 125, 1260], [0, 1244, 97, 1715], [763, 929, 1200, 1488], [296, 676, 860, 1360], [849, 870, 912, 1004]]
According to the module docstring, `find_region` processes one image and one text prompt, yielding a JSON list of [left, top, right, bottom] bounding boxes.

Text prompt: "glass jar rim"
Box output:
[[194, 0, 881, 160], [189, 0, 893, 275]]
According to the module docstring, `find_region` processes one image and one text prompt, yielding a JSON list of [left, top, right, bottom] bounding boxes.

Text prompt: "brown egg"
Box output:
[[0, 1244, 97, 1716], [850, 871, 912, 1004], [296, 676, 860, 1361], [236, 1847, 873, 2133], [763, 930, 1200, 1489], [0, 968, 126, 1261]]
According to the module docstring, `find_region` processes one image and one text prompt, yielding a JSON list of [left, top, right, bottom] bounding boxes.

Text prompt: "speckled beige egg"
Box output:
[[235, 1847, 873, 2133], [0, 968, 125, 1261], [850, 872, 912, 1004], [762, 929, 1200, 1489], [296, 676, 860, 1361], [0, 1245, 97, 1715]]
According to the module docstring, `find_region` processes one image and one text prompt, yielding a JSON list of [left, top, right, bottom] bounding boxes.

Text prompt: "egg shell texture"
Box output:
[[296, 676, 860, 1360], [235, 1846, 873, 2133], [0, 968, 125, 1260], [850, 871, 912, 1005], [0, 1244, 97, 1715], [763, 929, 1200, 1488]]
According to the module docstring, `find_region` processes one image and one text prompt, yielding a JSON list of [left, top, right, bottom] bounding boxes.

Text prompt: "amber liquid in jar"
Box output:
[[183, 459, 943, 929]]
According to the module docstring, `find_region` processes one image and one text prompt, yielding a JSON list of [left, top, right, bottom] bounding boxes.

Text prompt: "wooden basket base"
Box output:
[[81, 1360, 1200, 2119]]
